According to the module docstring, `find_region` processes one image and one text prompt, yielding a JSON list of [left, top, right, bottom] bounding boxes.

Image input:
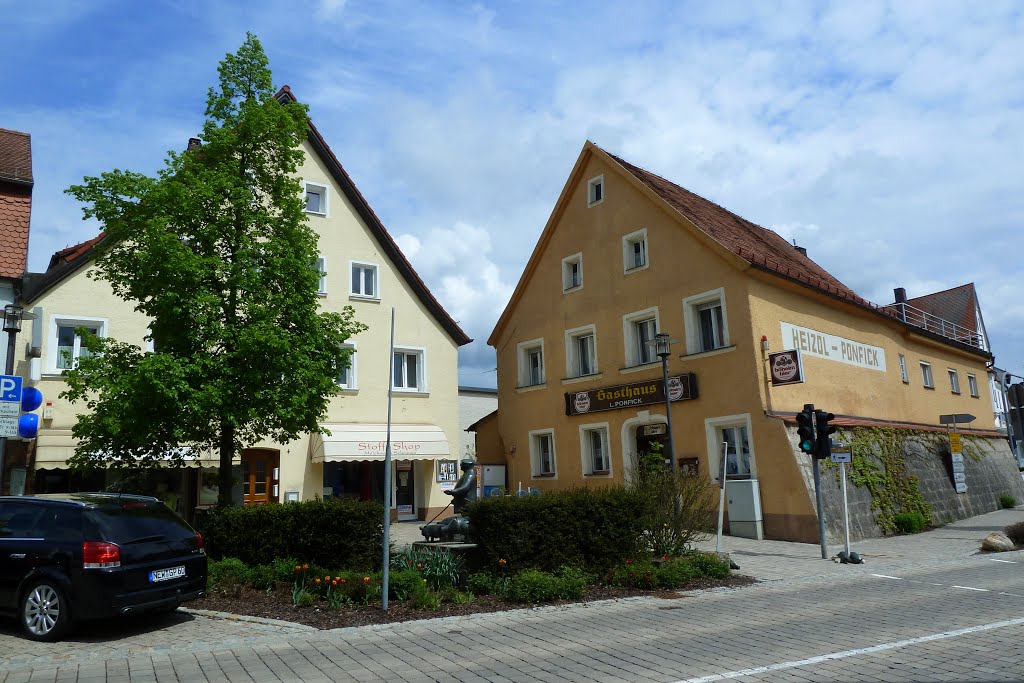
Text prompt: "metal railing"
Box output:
[[883, 302, 985, 350]]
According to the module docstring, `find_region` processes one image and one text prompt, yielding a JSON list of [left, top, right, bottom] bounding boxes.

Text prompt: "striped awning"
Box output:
[[310, 423, 451, 462]]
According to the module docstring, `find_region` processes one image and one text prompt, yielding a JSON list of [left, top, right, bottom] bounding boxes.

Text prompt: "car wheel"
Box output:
[[20, 580, 71, 641]]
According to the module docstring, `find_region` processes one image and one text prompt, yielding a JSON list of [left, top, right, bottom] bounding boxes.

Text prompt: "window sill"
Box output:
[[725, 474, 752, 481], [585, 471, 611, 477], [951, 391, 961, 396], [923, 385, 935, 391], [516, 383, 547, 393], [561, 372, 603, 386], [349, 294, 381, 303], [336, 387, 358, 394], [41, 372, 69, 380], [619, 361, 660, 375], [970, 394, 980, 399], [317, 291, 327, 298], [680, 345, 736, 360], [393, 390, 429, 398], [532, 472, 556, 479], [562, 285, 583, 294], [305, 210, 327, 217], [624, 264, 649, 275]]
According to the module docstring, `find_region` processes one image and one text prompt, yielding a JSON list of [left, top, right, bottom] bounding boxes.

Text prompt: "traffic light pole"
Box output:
[[812, 455, 827, 559]]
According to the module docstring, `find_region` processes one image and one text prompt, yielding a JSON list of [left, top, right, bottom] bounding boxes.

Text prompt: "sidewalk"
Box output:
[[390, 508, 1024, 582]]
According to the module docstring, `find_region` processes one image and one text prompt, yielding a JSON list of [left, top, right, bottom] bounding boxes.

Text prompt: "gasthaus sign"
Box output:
[[565, 374, 698, 416], [780, 322, 886, 372]]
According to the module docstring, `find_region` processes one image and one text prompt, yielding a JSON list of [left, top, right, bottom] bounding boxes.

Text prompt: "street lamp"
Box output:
[[654, 332, 677, 475], [1, 304, 32, 495]]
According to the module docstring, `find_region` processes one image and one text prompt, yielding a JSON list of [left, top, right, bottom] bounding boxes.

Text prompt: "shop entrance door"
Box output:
[[241, 449, 279, 505], [395, 462, 416, 520], [635, 423, 670, 469]]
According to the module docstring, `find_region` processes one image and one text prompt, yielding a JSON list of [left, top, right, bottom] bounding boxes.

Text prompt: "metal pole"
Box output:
[[715, 441, 727, 554], [813, 456, 827, 559], [660, 354, 677, 475], [0, 329, 16, 494], [840, 461, 850, 557], [381, 308, 395, 611], [998, 372, 1016, 461]]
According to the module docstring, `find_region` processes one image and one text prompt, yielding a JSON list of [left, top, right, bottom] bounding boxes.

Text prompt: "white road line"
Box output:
[[952, 585, 990, 592], [989, 559, 1017, 563], [871, 574, 902, 579], [674, 616, 1024, 683]]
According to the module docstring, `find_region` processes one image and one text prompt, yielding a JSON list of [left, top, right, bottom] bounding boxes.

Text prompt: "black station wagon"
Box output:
[[0, 493, 207, 641]]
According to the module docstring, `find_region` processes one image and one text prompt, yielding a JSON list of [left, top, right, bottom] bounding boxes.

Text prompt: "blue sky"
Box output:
[[3, 0, 1023, 393]]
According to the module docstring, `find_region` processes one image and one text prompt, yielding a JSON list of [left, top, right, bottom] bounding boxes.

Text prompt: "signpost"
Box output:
[[715, 441, 728, 554], [831, 442, 853, 559], [940, 414, 973, 495], [0, 375, 23, 438]]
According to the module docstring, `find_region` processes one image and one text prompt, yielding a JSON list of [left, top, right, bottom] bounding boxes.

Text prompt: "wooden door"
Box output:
[[241, 450, 279, 505]]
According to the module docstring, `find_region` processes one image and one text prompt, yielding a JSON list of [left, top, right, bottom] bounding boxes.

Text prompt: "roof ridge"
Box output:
[[0, 128, 30, 138]]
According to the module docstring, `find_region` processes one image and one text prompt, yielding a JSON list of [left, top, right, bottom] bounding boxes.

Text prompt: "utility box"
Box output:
[[480, 464, 506, 497], [726, 479, 764, 540]]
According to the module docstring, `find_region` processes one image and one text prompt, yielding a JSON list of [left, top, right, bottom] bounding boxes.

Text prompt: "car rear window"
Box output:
[[85, 503, 194, 543]]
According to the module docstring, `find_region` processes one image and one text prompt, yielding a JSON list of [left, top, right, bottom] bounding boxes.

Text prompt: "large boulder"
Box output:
[[981, 532, 1016, 552]]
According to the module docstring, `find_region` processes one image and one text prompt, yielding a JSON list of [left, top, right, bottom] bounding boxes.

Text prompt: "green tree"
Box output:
[[63, 34, 366, 505]]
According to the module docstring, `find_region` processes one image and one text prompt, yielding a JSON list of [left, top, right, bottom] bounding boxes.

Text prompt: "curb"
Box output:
[[181, 607, 318, 631]]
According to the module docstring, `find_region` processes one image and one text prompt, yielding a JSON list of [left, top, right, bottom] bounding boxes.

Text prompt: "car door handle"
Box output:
[[9, 553, 26, 558]]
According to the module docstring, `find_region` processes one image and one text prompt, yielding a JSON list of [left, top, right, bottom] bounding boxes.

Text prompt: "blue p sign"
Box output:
[[0, 375, 21, 402]]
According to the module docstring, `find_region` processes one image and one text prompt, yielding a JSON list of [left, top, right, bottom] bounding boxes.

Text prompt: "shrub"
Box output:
[[893, 511, 927, 534], [1005, 521, 1024, 547], [999, 494, 1016, 509], [466, 486, 646, 573], [197, 498, 384, 569], [293, 589, 317, 607], [686, 552, 731, 580], [391, 546, 464, 590], [388, 569, 424, 602], [605, 561, 658, 589], [208, 558, 251, 596], [655, 558, 697, 588], [466, 572, 510, 598], [249, 557, 297, 591], [506, 570, 563, 603], [630, 444, 717, 555], [410, 585, 442, 610]]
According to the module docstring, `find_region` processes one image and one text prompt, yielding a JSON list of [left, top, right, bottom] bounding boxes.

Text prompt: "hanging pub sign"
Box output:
[[565, 373, 698, 416], [768, 349, 805, 386]]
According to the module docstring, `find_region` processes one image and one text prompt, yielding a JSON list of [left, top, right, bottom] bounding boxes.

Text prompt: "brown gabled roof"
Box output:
[[607, 151, 876, 310], [0, 128, 32, 184], [906, 283, 978, 332], [47, 232, 105, 270], [0, 128, 32, 279], [275, 86, 471, 347]]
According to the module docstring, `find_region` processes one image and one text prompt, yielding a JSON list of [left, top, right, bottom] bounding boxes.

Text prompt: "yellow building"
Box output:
[[483, 141, 1023, 542], [12, 87, 471, 522]]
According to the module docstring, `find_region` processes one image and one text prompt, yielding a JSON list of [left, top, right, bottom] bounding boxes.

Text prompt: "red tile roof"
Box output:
[[607, 151, 880, 310], [0, 128, 32, 279], [46, 233, 105, 271], [905, 283, 978, 332]]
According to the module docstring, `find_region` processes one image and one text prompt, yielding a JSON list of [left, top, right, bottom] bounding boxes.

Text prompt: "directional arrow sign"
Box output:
[[939, 413, 976, 425]]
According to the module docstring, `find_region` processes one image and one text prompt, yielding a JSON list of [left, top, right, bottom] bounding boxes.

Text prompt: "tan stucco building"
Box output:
[[10, 88, 471, 521], [482, 141, 1020, 542]]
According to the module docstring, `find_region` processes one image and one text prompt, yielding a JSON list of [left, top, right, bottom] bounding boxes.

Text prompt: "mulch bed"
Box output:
[[195, 575, 756, 630]]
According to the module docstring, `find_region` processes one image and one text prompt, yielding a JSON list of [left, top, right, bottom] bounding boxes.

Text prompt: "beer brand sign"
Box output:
[[768, 349, 805, 386], [564, 374, 698, 416]]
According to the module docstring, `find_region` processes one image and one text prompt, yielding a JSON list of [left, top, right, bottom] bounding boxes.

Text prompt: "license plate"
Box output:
[[149, 566, 186, 582]]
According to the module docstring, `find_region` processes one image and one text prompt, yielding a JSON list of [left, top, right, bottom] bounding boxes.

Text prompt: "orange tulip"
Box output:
[[362, 576, 370, 584]]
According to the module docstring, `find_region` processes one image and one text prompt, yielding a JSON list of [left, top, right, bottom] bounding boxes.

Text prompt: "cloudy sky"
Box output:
[[3, 1, 1022, 389]]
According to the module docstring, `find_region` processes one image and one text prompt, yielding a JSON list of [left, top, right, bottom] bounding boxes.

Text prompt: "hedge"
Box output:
[[197, 498, 384, 569], [465, 486, 646, 572]]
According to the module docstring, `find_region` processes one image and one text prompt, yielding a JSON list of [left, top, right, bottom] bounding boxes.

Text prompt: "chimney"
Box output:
[[793, 244, 807, 257], [187, 137, 202, 151], [894, 287, 907, 304]]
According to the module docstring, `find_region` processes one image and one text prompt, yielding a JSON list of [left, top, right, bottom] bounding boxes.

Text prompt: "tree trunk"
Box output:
[[218, 420, 236, 507]]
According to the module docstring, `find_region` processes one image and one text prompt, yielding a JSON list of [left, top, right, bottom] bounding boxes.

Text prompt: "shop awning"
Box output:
[[311, 424, 451, 462], [32, 431, 228, 469]]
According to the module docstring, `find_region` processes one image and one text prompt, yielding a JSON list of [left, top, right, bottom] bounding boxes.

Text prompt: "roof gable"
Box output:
[[906, 283, 978, 333]]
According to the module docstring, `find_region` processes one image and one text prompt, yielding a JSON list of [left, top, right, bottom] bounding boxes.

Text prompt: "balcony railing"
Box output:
[[883, 302, 986, 351]]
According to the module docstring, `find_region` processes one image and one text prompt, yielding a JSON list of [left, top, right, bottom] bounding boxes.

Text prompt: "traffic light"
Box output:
[[815, 410, 836, 459], [796, 403, 816, 454]]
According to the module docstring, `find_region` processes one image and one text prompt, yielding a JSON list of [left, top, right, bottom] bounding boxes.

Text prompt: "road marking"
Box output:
[[673, 616, 1024, 683], [989, 559, 1017, 563], [871, 574, 902, 579], [952, 585, 989, 592]]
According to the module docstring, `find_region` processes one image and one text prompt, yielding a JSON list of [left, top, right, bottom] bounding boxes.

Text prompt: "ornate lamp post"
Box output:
[[654, 332, 677, 475]]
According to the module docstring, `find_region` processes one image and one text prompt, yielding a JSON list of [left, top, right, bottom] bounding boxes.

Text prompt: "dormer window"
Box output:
[[587, 175, 604, 207]]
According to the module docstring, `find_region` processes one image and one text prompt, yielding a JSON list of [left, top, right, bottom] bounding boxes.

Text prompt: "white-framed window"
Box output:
[[898, 354, 908, 383], [392, 347, 425, 392], [683, 288, 729, 354], [622, 228, 648, 273], [517, 338, 545, 388], [350, 261, 379, 299], [579, 423, 611, 476], [968, 373, 979, 398], [529, 429, 557, 477], [587, 175, 604, 207], [337, 342, 356, 390], [920, 361, 934, 388], [565, 324, 598, 378], [948, 369, 960, 394], [622, 307, 660, 368], [316, 256, 327, 295], [705, 414, 755, 480], [562, 253, 583, 292], [304, 181, 329, 216], [50, 316, 106, 372]]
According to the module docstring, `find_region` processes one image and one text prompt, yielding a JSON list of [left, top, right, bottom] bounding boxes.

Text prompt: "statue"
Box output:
[[421, 458, 477, 542]]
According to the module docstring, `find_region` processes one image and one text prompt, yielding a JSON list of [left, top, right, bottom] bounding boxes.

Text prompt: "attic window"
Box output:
[[587, 176, 604, 207], [304, 181, 328, 216]]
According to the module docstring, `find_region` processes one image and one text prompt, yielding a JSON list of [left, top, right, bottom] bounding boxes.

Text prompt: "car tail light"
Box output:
[[83, 541, 121, 568], [195, 532, 205, 555]]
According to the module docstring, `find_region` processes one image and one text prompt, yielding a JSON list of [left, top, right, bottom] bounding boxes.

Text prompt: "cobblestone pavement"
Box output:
[[2, 508, 1022, 682]]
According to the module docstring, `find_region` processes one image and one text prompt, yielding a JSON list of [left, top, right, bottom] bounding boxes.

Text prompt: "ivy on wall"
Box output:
[[825, 427, 935, 534]]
